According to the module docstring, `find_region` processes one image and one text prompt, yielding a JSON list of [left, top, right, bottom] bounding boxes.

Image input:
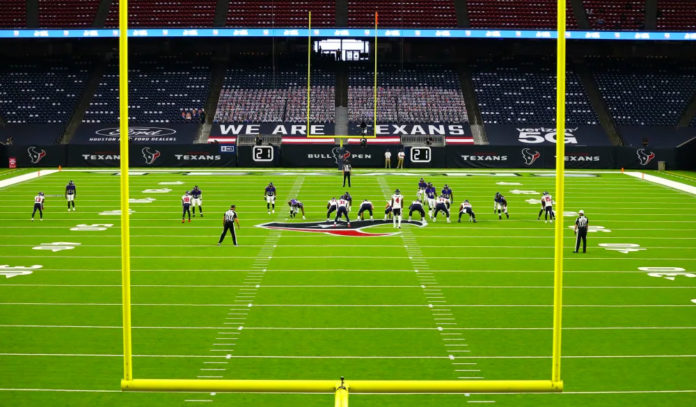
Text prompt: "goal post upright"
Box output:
[[373, 11, 378, 138], [118, 0, 133, 382], [307, 11, 312, 137], [552, 0, 567, 386]]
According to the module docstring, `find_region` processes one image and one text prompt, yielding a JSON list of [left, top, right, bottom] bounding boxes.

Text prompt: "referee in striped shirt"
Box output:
[[574, 210, 588, 253], [218, 205, 240, 246]]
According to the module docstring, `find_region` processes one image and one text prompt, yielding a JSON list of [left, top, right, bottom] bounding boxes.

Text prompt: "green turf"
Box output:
[[1, 168, 695, 407]]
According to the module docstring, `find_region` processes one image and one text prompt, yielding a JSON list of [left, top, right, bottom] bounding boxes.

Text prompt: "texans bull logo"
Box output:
[[521, 148, 541, 166], [27, 146, 47, 164], [331, 147, 351, 165], [141, 147, 161, 165], [256, 219, 425, 237], [636, 148, 655, 166]]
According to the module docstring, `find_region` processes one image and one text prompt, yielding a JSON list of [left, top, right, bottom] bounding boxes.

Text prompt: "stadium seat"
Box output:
[[38, 0, 100, 28], [0, 0, 26, 28], [348, 0, 457, 28], [656, 0, 696, 31], [105, 0, 217, 27], [583, 0, 645, 30], [214, 66, 335, 123], [225, 1, 335, 27], [467, 0, 578, 29], [590, 56, 696, 126], [348, 64, 468, 124], [83, 56, 211, 124], [471, 56, 597, 125], [0, 58, 90, 124]]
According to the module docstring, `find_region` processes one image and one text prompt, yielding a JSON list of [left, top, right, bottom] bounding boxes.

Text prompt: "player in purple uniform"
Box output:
[[288, 199, 305, 219], [65, 180, 76, 211], [425, 182, 437, 219], [494, 192, 509, 220], [191, 185, 203, 217], [417, 178, 428, 201], [264, 182, 277, 214], [441, 184, 453, 203]]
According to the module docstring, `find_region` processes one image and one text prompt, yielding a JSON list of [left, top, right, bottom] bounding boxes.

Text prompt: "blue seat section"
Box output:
[[471, 56, 598, 126], [83, 56, 211, 124], [590, 56, 696, 126], [214, 66, 335, 123], [348, 64, 468, 123], [0, 58, 90, 124]]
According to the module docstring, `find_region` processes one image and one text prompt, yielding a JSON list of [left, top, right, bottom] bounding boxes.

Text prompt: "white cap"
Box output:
[[578, 210, 584, 214]]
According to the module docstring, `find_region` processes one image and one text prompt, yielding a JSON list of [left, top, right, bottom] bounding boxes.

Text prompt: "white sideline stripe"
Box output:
[[0, 388, 694, 396], [6, 255, 696, 261], [624, 172, 696, 195], [2, 324, 695, 331], [3, 284, 694, 289], [16, 268, 692, 274], [1, 353, 694, 360], [1, 303, 693, 308], [0, 170, 57, 189]]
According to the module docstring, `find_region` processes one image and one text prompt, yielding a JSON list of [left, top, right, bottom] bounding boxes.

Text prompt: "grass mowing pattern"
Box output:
[[1, 169, 695, 407]]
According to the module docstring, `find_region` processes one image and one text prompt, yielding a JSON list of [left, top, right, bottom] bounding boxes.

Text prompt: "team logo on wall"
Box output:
[[521, 148, 541, 166], [256, 219, 425, 237], [636, 148, 655, 166], [331, 147, 351, 165], [27, 146, 47, 164], [141, 147, 161, 165]]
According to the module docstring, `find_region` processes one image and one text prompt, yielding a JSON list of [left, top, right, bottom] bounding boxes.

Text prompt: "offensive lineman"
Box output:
[[326, 197, 338, 222], [433, 195, 451, 223], [31, 192, 45, 221], [65, 180, 76, 211], [494, 192, 509, 220], [425, 182, 437, 219], [357, 199, 374, 221], [391, 188, 405, 228], [288, 199, 306, 219], [541, 191, 555, 223], [384, 199, 393, 220], [264, 182, 276, 214], [181, 191, 192, 223], [334, 195, 351, 226], [191, 185, 203, 217], [458, 200, 477, 223], [408, 199, 427, 222]]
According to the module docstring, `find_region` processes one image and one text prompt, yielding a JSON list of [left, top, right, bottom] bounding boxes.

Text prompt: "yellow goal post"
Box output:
[[118, 1, 568, 404], [307, 11, 379, 139]]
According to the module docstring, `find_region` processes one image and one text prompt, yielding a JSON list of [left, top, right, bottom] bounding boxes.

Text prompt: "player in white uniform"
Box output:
[[181, 191, 192, 223], [433, 195, 451, 223], [458, 200, 476, 223], [334, 197, 351, 227], [326, 197, 338, 222], [391, 189, 405, 228], [32, 192, 45, 221], [542, 192, 555, 223]]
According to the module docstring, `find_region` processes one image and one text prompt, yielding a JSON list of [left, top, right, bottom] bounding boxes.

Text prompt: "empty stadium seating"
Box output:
[[214, 66, 335, 123], [468, 0, 578, 29], [590, 57, 696, 126], [583, 0, 645, 30], [1, 0, 26, 28], [0, 59, 90, 124], [38, 0, 100, 28], [83, 56, 210, 124], [348, 0, 457, 28], [657, 0, 696, 31], [226, 1, 335, 27], [348, 64, 467, 123], [471, 57, 597, 125], [106, 0, 216, 27]]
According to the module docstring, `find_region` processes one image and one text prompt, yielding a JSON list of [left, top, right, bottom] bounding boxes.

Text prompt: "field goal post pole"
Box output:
[[373, 12, 378, 139], [118, 0, 133, 382], [307, 11, 312, 141], [551, 0, 566, 386]]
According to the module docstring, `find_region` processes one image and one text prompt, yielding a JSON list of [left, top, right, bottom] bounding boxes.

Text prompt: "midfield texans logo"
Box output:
[[141, 147, 161, 165], [636, 148, 655, 166], [256, 219, 425, 237], [521, 148, 541, 166], [27, 146, 47, 164]]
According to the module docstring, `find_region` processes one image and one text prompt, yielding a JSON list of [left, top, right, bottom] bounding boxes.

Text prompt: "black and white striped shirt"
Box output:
[[224, 209, 237, 223], [576, 215, 588, 229]]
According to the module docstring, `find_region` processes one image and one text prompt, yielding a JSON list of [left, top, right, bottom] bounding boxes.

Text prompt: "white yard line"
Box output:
[[3, 284, 694, 289], [1, 303, 692, 308], [0, 169, 58, 189], [624, 172, 696, 195]]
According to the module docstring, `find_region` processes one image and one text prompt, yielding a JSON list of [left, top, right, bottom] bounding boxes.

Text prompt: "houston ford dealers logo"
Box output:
[[95, 127, 177, 138]]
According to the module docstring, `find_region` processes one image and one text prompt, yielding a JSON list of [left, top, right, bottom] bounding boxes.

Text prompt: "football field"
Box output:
[[1, 168, 695, 407]]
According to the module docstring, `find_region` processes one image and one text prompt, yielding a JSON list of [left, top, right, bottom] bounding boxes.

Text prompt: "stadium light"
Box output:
[[119, 1, 568, 404]]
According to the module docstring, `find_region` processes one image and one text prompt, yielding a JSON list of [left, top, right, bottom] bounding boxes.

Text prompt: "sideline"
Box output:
[[0, 170, 58, 189], [624, 172, 696, 195]]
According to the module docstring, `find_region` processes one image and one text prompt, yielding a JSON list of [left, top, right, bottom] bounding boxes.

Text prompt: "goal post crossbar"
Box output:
[[118, 0, 568, 400]]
